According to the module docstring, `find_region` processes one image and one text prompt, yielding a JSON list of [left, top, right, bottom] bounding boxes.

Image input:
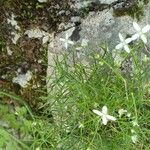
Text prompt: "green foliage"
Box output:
[[44, 42, 150, 149]]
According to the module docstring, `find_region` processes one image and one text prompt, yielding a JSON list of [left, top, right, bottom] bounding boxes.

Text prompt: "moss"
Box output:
[[1, 0, 73, 32], [0, 0, 73, 113], [113, 0, 149, 20], [0, 36, 47, 112]]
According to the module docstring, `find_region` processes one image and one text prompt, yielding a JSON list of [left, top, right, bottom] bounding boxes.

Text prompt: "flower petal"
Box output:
[[106, 115, 116, 121], [124, 45, 130, 53], [118, 109, 127, 117], [142, 25, 150, 33], [125, 38, 132, 44], [102, 116, 108, 125], [131, 34, 139, 41], [119, 33, 124, 42], [93, 109, 103, 117], [102, 106, 108, 114], [140, 34, 147, 44], [115, 43, 123, 50], [65, 42, 69, 49], [133, 22, 141, 31]]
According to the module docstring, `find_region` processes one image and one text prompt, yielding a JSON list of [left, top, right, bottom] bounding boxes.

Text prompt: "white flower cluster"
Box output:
[[116, 22, 150, 53]]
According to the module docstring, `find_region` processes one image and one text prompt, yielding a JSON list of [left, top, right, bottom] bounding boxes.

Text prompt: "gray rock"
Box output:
[[72, 0, 94, 10], [71, 16, 81, 23], [72, 0, 118, 10], [79, 9, 134, 50], [100, 0, 118, 4]]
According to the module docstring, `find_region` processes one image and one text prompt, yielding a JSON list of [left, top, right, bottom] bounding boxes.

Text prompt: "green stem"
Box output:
[[0, 91, 34, 120]]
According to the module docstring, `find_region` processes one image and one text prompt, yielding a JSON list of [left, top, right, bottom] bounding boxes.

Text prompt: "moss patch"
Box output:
[[113, 0, 149, 20]]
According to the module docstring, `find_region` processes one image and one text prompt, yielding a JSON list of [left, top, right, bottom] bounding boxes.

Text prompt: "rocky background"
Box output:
[[0, 0, 150, 112]]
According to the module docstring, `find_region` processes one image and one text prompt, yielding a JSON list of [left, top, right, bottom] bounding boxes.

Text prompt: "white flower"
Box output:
[[131, 134, 138, 144], [60, 33, 74, 49], [132, 22, 150, 44], [118, 109, 131, 118], [118, 109, 127, 117], [93, 106, 116, 125], [115, 33, 132, 53]]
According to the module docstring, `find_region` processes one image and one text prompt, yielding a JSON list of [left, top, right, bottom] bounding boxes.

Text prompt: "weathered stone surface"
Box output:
[[79, 2, 150, 50], [72, 0, 118, 9]]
